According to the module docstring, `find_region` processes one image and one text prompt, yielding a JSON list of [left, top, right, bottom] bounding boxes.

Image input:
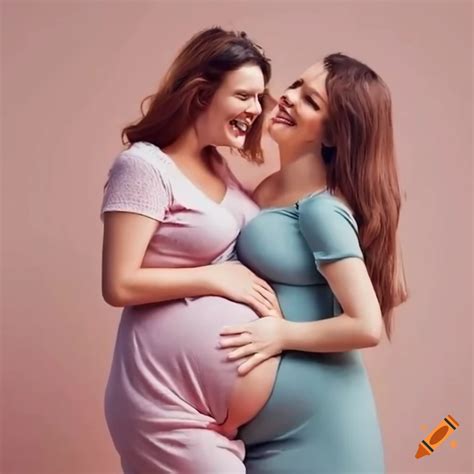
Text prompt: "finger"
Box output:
[[219, 333, 252, 348], [251, 288, 273, 311], [220, 325, 248, 335], [237, 353, 268, 376], [255, 288, 284, 318], [246, 295, 272, 317], [254, 277, 274, 294], [254, 285, 278, 309], [228, 344, 257, 361]]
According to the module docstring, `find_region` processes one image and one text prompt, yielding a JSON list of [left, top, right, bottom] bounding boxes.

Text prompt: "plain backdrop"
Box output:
[[2, 1, 472, 473]]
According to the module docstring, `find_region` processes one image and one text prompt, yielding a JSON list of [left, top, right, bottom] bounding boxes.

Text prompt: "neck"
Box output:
[[163, 126, 212, 169], [277, 145, 327, 194]]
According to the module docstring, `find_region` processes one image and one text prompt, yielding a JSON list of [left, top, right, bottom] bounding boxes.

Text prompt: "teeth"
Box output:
[[230, 119, 250, 133]]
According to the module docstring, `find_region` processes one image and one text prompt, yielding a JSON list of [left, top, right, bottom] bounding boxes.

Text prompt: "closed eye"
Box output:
[[305, 96, 320, 110], [238, 93, 265, 104]]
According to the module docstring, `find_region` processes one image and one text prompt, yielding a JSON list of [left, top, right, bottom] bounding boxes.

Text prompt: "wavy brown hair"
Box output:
[[322, 53, 408, 340], [122, 27, 271, 164]]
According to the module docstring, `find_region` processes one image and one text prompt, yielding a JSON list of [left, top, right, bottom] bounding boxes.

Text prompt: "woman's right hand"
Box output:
[[206, 261, 283, 318]]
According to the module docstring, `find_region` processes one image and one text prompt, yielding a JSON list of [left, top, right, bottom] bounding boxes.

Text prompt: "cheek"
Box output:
[[227, 98, 248, 116], [301, 115, 325, 141], [205, 94, 232, 121], [197, 108, 228, 141], [202, 108, 229, 136]]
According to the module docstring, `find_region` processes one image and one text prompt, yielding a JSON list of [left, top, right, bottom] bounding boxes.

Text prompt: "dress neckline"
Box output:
[[261, 187, 329, 211], [260, 187, 356, 221], [140, 141, 230, 207]]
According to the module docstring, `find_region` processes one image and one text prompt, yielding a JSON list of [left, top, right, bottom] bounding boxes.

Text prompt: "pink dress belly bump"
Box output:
[[101, 142, 278, 452], [111, 294, 277, 432]]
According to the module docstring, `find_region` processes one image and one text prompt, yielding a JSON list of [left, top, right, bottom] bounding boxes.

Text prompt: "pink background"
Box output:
[[2, 1, 472, 473]]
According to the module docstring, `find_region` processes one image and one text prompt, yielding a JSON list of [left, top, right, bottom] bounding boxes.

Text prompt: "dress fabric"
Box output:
[[100, 141, 260, 473], [236, 191, 385, 473]]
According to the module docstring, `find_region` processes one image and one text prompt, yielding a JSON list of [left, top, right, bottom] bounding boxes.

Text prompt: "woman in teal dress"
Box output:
[[219, 53, 408, 473]]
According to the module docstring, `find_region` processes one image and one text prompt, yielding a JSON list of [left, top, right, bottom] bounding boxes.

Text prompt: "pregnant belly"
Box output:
[[117, 296, 279, 432]]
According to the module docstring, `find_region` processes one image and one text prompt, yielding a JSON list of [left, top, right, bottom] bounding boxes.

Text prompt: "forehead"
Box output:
[[300, 62, 328, 101], [220, 64, 265, 91]]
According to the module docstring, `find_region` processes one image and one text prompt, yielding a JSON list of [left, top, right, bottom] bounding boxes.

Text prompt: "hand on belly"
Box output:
[[219, 317, 286, 375]]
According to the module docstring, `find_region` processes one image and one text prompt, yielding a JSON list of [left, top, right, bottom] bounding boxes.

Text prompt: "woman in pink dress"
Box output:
[[100, 27, 281, 473]]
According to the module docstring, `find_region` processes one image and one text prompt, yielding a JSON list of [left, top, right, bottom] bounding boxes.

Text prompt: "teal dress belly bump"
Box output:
[[236, 191, 384, 474]]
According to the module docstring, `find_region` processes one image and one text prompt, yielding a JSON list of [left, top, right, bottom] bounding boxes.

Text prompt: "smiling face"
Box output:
[[196, 64, 265, 149], [269, 62, 330, 154]]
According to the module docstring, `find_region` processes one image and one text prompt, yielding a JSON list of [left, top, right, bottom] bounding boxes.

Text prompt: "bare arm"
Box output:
[[282, 257, 383, 351], [102, 211, 217, 306], [219, 257, 382, 375], [219, 199, 384, 374], [102, 211, 278, 314]]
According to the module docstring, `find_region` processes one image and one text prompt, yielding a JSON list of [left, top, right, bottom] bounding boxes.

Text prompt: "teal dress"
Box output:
[[236, 190, 385, 473]]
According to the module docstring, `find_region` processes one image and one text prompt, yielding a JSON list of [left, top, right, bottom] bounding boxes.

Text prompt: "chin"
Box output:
[[268, 123, 288, 145], [221, 132, 246, 149]]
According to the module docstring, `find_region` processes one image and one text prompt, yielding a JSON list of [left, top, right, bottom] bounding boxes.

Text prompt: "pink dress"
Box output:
[[100, 141, 260, 473]]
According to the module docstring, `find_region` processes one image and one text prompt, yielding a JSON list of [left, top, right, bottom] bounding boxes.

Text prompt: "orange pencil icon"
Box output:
[[415, 414, 460, 459]]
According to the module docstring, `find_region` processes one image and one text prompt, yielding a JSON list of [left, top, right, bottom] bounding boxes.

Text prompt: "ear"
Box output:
[[193, 79, 214, 110], [195, 89, 209, 109]]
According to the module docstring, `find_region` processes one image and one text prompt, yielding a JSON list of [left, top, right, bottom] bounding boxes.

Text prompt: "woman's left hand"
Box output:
[[219, 317, 287, 375]]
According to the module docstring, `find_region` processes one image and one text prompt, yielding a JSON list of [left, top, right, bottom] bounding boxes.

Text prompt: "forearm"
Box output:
[[103, 266, 216, 307], [282, 313, 380, 352]]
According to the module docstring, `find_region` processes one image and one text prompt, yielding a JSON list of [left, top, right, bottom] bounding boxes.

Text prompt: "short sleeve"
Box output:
[[298, 196, 363, 271], [100, 151, 171, 222]]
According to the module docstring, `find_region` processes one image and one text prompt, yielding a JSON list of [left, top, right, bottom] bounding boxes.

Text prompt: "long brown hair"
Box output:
[[122, 27, 271, 164], [322, 53, 408, 340]]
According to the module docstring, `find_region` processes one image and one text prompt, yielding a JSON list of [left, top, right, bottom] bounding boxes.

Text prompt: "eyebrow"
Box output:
[[235, 89, 265, 95], [296, 78, 327, 104]]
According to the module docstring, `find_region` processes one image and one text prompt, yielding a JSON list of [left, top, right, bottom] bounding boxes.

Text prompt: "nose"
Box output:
[[246, 96, 263, 116], [281, 91, 294, 107]]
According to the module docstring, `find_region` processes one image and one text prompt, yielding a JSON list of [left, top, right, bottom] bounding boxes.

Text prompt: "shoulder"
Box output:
[[299, 192, 357, 230], [121, 142, 174, 174], [106, 142, 175, 189], [101, 143, 174, 222], [298, 193, 363, 263], [298, 192, 360, 247], [103, 142, 174, 199]]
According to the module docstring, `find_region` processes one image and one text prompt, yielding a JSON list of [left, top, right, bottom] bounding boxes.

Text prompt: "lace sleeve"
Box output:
[[100, 151, 171, 222]]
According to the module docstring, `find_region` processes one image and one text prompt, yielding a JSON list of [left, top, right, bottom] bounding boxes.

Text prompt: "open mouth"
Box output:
[[229, 118, 251, 135], [273, 105, 296, 126]]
